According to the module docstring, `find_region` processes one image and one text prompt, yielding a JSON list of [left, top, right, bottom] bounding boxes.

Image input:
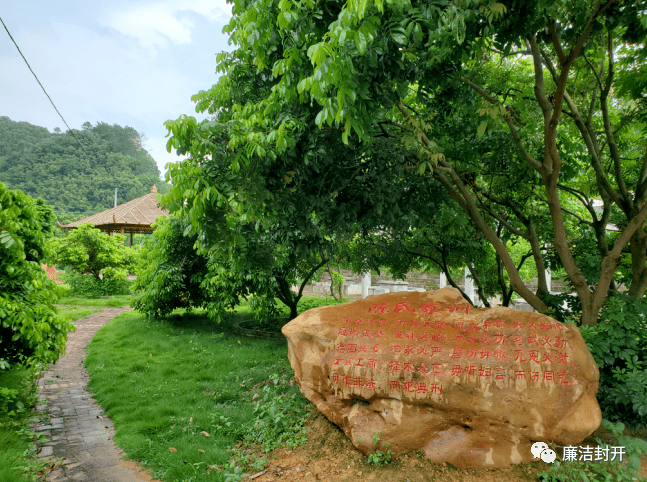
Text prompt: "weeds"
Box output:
[[538, 420, 647, 482], [0, 363, 50, 481], [366, 432, 395, 466], [219, 374, 309, 481], [247, 374, 309, 451]]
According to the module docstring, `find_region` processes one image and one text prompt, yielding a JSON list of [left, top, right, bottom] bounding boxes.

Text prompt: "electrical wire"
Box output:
[[0, 16, 89, 156]]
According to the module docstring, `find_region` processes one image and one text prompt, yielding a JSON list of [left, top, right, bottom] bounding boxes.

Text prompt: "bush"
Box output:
[[64, 272, 133, 296], [132, 215, 211, 317], [538, 420, 647, 482], [0, 183, 72, 368], [0, 364, 49, 481], [47, 223, 133, 280], [580, 293, 647, 430]]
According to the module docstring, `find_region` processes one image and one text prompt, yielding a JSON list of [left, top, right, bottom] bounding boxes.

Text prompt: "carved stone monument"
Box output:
[[281, 288, 601, 468]]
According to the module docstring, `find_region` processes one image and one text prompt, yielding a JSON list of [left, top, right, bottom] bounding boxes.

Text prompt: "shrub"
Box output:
[[132, 215, 211, 317], [538, 420, 647, 482], [0, 364, 50, 481], [47, 223, 132, 280], [64, 272, 132, 296], [580, 293, 647, 430], [0, 183, 72, 368]]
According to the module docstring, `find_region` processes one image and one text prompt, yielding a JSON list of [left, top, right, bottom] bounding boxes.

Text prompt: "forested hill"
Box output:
[[0, 117, 167, 213]]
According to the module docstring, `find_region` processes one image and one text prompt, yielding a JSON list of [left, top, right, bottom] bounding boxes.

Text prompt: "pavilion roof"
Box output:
[[59, 186, 169, 230]]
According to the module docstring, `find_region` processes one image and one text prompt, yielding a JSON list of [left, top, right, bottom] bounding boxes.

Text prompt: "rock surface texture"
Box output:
[[282, 288, 601, 468]]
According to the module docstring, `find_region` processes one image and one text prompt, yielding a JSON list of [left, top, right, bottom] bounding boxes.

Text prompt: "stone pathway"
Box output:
[[33, 307, 155, 482]]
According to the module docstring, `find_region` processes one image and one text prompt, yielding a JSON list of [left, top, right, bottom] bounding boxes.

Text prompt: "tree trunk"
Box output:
[[288, 302, 298, 320], [527, 221, 548, 298], [592, 216, 617, 294], [580, 298, 601, 327], [628, 228, 647, 297], [276, 276, 299, 320]]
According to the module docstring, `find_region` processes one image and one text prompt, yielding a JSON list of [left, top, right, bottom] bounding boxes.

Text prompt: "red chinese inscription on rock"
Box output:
[[282, 288, 601, 469]]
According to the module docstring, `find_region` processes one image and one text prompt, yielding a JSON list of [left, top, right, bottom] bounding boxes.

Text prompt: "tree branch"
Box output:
[[637, 146, 647, 203], [539, 45, 622, 206], [548, 20, 566, 65], [461, 76, 540, 171], [599, 32, 632, 212], [297, 257, 329, 299], [396, 101, 548, 311], [534, 191, 592, 225]]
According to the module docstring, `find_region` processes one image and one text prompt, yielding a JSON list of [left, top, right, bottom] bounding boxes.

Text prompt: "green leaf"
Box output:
[[355, 30, 367, 55], [477, 120, 488, 138], [413, 23, 423, 43], [391, 32, 407, 45]]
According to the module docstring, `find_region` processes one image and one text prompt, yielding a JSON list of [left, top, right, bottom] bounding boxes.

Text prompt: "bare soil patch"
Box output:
[[251, 412, 647, 482]]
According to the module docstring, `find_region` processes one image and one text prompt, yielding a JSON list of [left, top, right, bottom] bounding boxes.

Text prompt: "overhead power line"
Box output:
[[0, 16, 89, 156]]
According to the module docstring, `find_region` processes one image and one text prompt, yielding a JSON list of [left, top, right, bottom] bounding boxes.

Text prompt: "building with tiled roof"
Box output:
[[58, 186, 168, 245]]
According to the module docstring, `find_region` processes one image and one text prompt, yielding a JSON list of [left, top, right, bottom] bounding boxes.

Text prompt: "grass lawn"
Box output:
[[0, 306, 102, 482], [55, 306, 103, 322], [56, 294, 135, 308], [83, 299, 344, 482]]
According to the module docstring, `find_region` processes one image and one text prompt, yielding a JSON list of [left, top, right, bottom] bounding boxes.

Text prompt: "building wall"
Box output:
[[302, 268, 570, 298]]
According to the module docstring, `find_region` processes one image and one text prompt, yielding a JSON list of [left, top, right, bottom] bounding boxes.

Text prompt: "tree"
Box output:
[[348, 202, 504, 307], [0, 183, 72, 368], [133, 208, 332, 321], [165, 0, 647, 326], [133, 215, 211, 317], [0, 116, 51, 159], [47, 223, 131, 280], [164, 150, 336, 320]]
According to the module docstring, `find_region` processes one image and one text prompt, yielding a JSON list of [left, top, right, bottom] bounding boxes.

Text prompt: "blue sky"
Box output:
[[0, 0, 234, 179]]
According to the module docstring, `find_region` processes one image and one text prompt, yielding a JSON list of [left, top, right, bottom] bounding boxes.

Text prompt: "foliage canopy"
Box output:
[[0, 183, 72, 368], [165, 0, 647, 326], [47, 223, 133, 281]]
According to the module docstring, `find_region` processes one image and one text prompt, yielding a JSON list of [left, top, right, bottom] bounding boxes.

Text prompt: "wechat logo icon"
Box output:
[[531, 442, 557, 463]]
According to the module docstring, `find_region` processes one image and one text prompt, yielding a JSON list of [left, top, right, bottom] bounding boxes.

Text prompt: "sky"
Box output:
[[0, 0, 234, 180]]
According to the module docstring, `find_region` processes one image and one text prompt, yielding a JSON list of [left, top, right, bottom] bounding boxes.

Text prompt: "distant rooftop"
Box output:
[[59, 186, 168, 232]]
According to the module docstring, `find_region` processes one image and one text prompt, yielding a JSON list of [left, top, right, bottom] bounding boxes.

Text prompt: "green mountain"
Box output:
[[0, 117, 167, 213]]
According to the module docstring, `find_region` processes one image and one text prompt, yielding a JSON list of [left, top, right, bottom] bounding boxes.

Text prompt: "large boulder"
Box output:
[[281, 288, 601, 468]]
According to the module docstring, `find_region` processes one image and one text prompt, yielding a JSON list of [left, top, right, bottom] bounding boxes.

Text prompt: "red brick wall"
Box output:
[[42, 265, 64, 283]]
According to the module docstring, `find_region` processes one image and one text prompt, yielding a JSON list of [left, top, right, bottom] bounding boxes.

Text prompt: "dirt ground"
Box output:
[[249, 412, 647, 482]]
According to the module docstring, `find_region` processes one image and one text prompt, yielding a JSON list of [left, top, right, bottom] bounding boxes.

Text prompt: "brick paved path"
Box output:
[[33, 308, 154, 482]]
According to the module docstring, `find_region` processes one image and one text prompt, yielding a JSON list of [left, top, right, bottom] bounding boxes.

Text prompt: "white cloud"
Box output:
[[1, 1, 229, 184], [1, 19, 209, 173], [103, 0, 231, 53], [13, 21, 199, 122]]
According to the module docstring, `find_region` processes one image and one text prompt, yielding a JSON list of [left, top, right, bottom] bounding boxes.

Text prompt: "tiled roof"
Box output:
[[60, 187, 169, 228]]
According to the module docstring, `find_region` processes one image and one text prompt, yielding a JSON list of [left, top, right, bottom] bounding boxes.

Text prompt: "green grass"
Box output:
[[84, 301, 326, 482], [0, 305, 102, 481], [57, 294, 135, 307], [55, 306, 103, 321]]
